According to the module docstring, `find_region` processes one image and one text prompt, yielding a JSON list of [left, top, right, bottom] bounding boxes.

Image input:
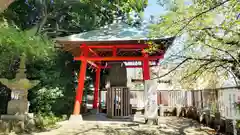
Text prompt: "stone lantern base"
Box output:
[[7, 100, 29, 115]]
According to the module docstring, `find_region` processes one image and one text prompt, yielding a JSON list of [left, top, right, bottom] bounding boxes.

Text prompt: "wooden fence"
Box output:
[[157, 87, 240, 135], [101, 87, 240, 116], [100, 87, 240, 134], [157, 88, 240, 119]]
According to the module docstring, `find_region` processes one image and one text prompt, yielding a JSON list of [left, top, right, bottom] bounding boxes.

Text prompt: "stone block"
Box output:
[[144, 118, 158, 125], [135, 111, 142, 116], [69, 115, 83, 122], [0, 120, 10, 133], [25, 118, 36, 131], [1, 114, 25, 121], [12, 121, 24, 133], [0, 120, 25, 133], [7, 100, 28, 115]]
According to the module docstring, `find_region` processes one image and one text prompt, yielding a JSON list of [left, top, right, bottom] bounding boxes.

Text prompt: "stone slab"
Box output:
[[1, 114, 25, 121], [7, 100, 28, 115], [69, 115, 83, 122]]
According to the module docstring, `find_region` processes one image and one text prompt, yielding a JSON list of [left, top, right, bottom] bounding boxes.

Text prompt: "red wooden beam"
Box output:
[[142, 51, 150, 80], [73, 45, 88, 115], [87, 61, 99, 68], [93, 67, 100, 109], [89, 48, 99, 57], [79, 44, 149, 49], [99, 64, 157, 69], [112, 46, 117, 56], [74, 55, 164, 61], [85, 47, 101, 68]]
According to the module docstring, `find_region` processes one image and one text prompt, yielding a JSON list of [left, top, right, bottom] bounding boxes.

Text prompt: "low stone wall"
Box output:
[[173, 107, 240, 135]]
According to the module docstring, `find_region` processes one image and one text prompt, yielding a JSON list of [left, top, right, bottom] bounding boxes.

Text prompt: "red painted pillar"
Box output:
[[93, 67, 101, 109], [73, 46, 88, 115], [142, 52, 150, 80], [142, 51, 150, 123]]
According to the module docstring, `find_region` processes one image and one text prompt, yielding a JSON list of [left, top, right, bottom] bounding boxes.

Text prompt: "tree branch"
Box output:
[[175, 0, 230, 36], [152, 54, 237, 79], [151, 58, 189, 80], [194, 34, 239, 64], [175, 55, 235, 63], [204, 43, 239, 64], [162, 42, 195, 63], [181, 60, 213, 80], [220, 65, 239, 85], [203, 28, 240, 47]]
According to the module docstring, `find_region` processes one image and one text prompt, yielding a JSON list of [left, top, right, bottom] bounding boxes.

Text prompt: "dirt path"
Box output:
[[30, 114, 216, 135]]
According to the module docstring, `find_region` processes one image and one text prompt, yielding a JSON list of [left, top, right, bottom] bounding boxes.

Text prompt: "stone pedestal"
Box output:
[[0, 54, 39, 124], [0, 54, 39, 116], [69, 115, 83, 122], [0, 55, 40, 133], [1, 114, 25, 121], [0, 113, 35, 133], [7, 100, 29, 115]]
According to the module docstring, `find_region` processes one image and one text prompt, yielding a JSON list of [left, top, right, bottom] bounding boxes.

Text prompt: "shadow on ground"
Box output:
[[20, 114, 216, 135], [82, 113, 133, 123], [157, 117, 215, 135]]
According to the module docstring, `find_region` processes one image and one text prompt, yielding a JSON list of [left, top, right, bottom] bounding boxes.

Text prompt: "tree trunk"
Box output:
[[0, 0, 14, 12]]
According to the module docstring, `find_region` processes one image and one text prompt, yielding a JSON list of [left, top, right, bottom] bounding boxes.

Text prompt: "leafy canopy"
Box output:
[[0, 0, 148, 115], [0, 18, 55, 77], [151, 0, 240, 88]]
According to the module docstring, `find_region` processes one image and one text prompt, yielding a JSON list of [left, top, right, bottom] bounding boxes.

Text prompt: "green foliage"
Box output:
[[0, 19, 75, 116], [0, 19, 54, 58], [150, 0, 240, 89], [0, 19, 55, 78], [30, 87, 64, 113], [0, 0, 148, 118], [2, 0, 147, 37], [35, 112, 67, 129], [27, 51, 77, 115]]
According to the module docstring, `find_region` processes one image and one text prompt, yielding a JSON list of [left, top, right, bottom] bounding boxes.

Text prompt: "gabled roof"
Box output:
[[55, 22, 175, 47], [56, 22, 148, 42], [55, 22, 175, 57]]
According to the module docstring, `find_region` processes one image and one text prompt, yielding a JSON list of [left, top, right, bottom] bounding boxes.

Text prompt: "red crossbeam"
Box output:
[[87, 61, 99, 68], [80, 44, 148, 49], [99, 64, 157, 69], [74, 55, 163, 61]]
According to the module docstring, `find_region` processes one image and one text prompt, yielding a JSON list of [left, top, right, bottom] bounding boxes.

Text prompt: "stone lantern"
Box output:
[[0, 54, 40, 115]]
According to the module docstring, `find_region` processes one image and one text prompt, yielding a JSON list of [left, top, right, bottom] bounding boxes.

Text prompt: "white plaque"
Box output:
[[144, 80, 158, 120]]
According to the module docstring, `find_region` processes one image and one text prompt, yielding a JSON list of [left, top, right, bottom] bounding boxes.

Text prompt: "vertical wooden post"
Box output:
[[200, 90, 203, 109], [99, 90, 102, 112], [73, 45, 88, 115], [192, 91, 195, 107], [142, 51, 151, 123], [93, 67, 101, 109], [113, 46, 117, 57], [142, 52, 150, 80]]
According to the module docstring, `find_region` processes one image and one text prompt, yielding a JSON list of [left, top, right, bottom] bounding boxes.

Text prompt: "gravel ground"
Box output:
[[30, 114, 216, 135]]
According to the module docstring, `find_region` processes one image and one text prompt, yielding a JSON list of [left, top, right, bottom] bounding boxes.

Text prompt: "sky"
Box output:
[[143, 0, 184, 62], [126, 0, 168, 90], [143, 0, 165, 20]]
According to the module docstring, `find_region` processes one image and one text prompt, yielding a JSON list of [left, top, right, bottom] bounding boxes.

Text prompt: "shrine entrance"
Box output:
[[55, 22, 175, 121], [106, 87, 131, 118]]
